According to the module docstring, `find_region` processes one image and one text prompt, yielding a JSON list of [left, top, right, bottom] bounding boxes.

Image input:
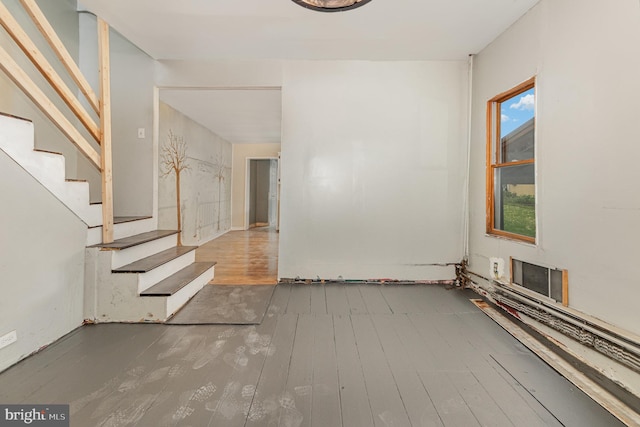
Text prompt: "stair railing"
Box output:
[[0, 0, 114, 243]]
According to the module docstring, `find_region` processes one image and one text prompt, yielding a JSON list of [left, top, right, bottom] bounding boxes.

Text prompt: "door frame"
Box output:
[[244, 156, 279, 231]]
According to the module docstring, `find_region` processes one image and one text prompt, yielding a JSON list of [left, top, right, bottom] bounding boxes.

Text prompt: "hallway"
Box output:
[[196, 227, 279, 285]]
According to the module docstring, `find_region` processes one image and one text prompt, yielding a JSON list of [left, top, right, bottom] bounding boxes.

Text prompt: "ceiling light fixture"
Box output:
[[291, 0, 373, 13]]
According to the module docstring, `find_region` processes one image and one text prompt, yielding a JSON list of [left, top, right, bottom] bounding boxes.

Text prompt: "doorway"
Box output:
[[246, 158, 279, 230]]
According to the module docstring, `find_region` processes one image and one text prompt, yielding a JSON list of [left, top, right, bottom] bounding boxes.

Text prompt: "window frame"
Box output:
[[486, 77, 536, 244]]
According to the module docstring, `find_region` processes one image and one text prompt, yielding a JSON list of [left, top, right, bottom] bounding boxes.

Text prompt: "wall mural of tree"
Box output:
[[159, 102, 233, 245], [160, 129, 190, 246]]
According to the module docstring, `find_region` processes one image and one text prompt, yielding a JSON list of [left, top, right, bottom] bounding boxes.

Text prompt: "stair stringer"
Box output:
[[0, 114, 101, 227]]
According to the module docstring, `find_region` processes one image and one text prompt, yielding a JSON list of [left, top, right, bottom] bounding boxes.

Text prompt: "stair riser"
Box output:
[[110, 234, 178, 270], [161, 266, 214, 320], [87, 217, 158, 246], [96, 272, 166, 322], [112, 217, 156, 240], [136, 250, 196, 294]]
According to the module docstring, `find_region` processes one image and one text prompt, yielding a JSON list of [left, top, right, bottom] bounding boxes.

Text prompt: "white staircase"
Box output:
[[0, 113, 102, 228], [0, 113, 214, 323], [84, 230, 215, 322]]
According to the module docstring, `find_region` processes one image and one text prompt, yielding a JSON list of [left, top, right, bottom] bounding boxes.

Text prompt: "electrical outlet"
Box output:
[[137, 128, 145, 139], [489, 257, 505, 281], [0, 330, 17, 350]]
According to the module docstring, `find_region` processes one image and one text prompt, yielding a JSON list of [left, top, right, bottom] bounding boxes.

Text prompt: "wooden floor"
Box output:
[[196, 226, 278, 285], [0, 284, 622, 427]]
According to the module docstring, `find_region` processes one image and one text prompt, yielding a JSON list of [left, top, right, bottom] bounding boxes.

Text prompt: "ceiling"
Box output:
[[160, 89, 283, 144], [78, 0, 539, 143]]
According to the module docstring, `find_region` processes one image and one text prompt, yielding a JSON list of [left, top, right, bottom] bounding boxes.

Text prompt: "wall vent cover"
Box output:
[[511, 258, 568, 306]]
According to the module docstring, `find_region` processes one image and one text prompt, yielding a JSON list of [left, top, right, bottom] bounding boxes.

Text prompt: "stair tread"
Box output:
[[113, 245, 197, 273], [91, 229, 178, 249], [140, 262, 216, 296]]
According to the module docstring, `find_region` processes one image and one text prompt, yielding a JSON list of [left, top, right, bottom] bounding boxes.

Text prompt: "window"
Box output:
[[487, 78, 536, 243]]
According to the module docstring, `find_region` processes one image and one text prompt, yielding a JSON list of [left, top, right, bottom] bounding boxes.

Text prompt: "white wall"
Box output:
[[467, 0, 640, 335], [78, 14, 155, 213], [231, 143, 281, 229], [0, 0, 88, 373], [279, 61, 468, 280], [158, 102, 232, 245], [0, 147, 86, 373]]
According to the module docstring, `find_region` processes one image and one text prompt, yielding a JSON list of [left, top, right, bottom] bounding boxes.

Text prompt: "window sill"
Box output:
[[485, 232, 537, 247]]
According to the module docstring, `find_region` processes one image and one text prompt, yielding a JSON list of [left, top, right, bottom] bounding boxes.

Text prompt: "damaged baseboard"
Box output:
[[463, 268, 640, 411], [471, 298, 640, 426], [466, 271, 640, 375], [278, 277, 456, 285]]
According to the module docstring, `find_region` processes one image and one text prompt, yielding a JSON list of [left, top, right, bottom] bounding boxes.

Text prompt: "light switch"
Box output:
[[137, 128, 145, 139]]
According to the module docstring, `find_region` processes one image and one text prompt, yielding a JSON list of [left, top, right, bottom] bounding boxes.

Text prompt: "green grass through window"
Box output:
[[502, 202, 535, 238]]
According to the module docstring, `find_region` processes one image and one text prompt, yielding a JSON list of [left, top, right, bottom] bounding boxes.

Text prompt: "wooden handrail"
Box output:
[[0, 1, 101, 143], [0, 1, 114, 242], [18, 0, 100, 115], [0, 43, 101, 168]]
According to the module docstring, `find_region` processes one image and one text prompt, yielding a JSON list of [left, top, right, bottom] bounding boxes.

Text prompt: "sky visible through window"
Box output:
[[500, 88, 535, 138]]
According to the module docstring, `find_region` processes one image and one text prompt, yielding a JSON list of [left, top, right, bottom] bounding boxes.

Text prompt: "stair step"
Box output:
[[113, 246, 197, 273], [91, 230, 178, 250], [65, 178, 86, 182], [140, 262, 216, 296]]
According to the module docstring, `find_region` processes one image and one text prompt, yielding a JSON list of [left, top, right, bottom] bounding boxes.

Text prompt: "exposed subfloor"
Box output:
[[0, 284, 625, 427]]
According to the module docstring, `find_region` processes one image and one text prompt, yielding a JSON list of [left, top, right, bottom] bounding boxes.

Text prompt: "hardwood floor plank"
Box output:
[[385, 286, 427, 314], [325, 284, 350, 314], [345, 286, 367, 315], [359, 286, 392, 314], [418, 371, 482, 427], [408, 313, 465, 372], [12, 325, 171, 406], [378, 285, 411, 314], [201, 317, 278, 427], [333, 314, 374, 427], [388, 315, 480, 425], [284, 314, 315, 427], [350, 315, 411, 427], [68, 325, 198, 424], [246, 314, 299, 427], [0, 326, 96, 401], [447, 370, 513, 427], [287, 285, 312, 314], [493, 353, 625, 427], [470, 362, 556, 427], [311, 315, 342, 427], [371, 315, 443, 426], [195, 226, 278, 285], [310, 285, 327, 314], [266, 283, 292, 317]]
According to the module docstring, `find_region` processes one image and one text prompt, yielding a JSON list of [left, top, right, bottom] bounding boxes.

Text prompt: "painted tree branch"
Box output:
[[213, 149, 229, 231]]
